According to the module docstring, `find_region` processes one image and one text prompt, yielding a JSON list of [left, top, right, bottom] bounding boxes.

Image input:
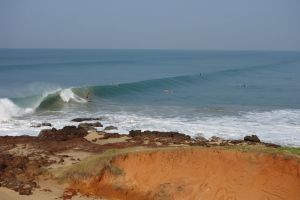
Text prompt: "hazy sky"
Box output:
[[0, 0, 299, 50]]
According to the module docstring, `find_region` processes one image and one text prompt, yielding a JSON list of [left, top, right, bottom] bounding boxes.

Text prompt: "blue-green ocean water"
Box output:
[[0, 49, 300, 146]]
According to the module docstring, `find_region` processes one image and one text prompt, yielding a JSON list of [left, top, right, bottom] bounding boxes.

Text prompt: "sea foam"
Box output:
[[59, 88, 87, 103], [0, 98, 33, 121]]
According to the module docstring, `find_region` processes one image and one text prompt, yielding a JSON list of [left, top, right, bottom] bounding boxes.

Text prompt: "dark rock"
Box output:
[[30, 122, 52, 128], [0, 162, 7, 172], [129, 130, 191, 141], [210, 136, 223, 142], [194, 134, 208, 142], [244, 135, 260, 143], [41, 122, 52, 127], [19, 184, 32, 195], [38, 126, 88, 141], [104, 126, 118, 131], [103, 133, 121, 139], [263, 142, 281, 148], [78, 122, 103, 130], [71, 117, 102, 122], [0, 154, 43, 195], [229, 140, 244, 144]]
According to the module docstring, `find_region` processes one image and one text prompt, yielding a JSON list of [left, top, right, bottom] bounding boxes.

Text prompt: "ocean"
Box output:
[[0, 49, 300, 146]]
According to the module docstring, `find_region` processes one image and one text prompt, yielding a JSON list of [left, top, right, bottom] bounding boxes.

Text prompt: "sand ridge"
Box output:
[[73, 148, 300, 200]]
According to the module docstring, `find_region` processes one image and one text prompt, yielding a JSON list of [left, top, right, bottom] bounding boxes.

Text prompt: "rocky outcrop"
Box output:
[[104, 126, 118, 131], [244, 135, 260, 143], [0, 153, 48, 195], [129, 130, 191, 145], [71, 117, 102, 122], [78, 122, 103, 130], [129, 130, 191, 140], [38, 126, 88, 141]]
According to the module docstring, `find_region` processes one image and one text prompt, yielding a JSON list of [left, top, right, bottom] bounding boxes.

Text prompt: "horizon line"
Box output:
[[0, 47, 299, 52]]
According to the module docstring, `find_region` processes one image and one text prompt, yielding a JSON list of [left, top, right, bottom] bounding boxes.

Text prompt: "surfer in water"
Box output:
[[241, 83, 247, 88], [163, 89, 173, 94], [86, 92, 91, 102]]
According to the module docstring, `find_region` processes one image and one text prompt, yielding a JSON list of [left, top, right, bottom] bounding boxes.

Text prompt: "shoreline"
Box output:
[[1, 118, 300, 200]]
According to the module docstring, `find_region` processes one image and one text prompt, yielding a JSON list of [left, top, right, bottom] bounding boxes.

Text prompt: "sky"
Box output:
[[0, 0, 299, 50]]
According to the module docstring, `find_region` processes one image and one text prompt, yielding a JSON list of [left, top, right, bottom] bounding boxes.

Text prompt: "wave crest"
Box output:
[[59, 88, 87, 103]]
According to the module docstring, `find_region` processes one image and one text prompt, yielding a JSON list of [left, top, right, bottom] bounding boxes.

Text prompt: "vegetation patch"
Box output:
[[276, 147, 300, 155], [221, 144, 300, 156], [56, 147, 147, 182]]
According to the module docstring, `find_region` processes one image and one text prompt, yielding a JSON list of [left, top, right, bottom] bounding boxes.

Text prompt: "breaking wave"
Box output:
[[0, 88, 87, 121]]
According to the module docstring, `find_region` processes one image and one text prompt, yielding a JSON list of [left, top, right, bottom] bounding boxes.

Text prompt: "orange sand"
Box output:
[[73, 148, 300, 200]]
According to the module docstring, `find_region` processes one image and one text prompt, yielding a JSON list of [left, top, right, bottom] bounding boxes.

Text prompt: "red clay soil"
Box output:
[[72, 148, 300, 200]]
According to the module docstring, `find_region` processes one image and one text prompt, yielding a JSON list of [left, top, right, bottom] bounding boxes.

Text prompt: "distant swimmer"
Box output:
[[241, 84, 247, 88], [112, 81, 119, 86], [163, 89, 173, 94]]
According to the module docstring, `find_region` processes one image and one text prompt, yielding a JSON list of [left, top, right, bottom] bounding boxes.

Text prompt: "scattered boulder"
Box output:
[[19, 184, 32, 195], [38, 126, 88, 141], [71, 117, 102, 122], [229, 140, 244, 145], [244, 135, 260, 143], [63, 188, 77, 200], [78, 122, 103, 130], [194, 134, 208, 142], [103, 133, 121, 139], [104, 126, 118, 131], [210, 136, 223, 142], [30, 122, 52, 128]]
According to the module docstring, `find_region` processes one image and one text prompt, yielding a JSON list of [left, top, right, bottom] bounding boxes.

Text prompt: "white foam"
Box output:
[[59, 88, 87, 103], [97, 109, 300, 146], [0, 98, 33, 121], [0, 107, 300, 146]]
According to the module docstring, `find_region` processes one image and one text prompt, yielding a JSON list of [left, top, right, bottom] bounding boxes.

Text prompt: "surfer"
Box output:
[[86, 92, 91, 101], [163, 89, 173, 94]]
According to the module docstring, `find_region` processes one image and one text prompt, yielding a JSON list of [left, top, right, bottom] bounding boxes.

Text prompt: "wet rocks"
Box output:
[[38, 126, 88, 141], [210, 136, 223, 143], [78, 122, 103, 130], [71, 117, 102, 122], [244, 135, 260, 143], [30, 122, 52, 128], [104, 125, 118, 131], [194, 134, 208, 142]]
